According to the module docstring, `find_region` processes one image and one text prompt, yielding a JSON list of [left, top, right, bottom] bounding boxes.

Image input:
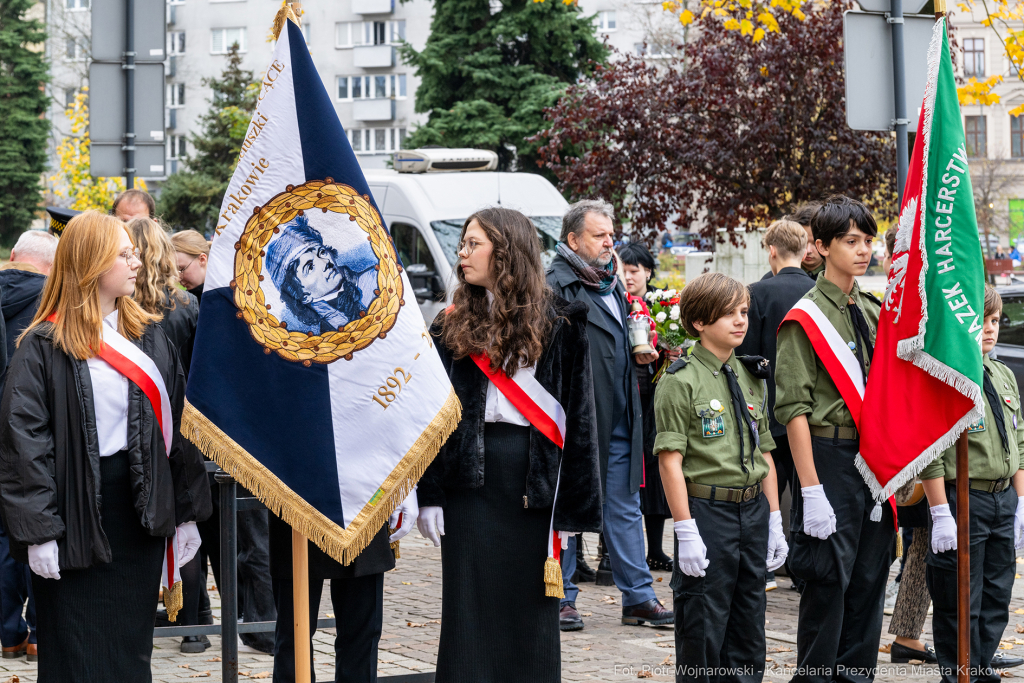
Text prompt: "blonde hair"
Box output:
[[21, 211, 159, 359], [761, 219, 807, 259], [170, 229, 210, 257], [129, 218, 189, 315]]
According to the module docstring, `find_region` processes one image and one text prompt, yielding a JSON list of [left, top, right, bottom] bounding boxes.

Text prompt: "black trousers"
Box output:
[[788, 436, 896, 683], [672, 493, 769, 683], [272, 573, 384, 683], [926, 485, 1016, 683]]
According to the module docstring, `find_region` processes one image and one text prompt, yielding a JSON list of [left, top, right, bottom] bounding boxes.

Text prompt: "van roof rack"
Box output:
[[393, 148, 498, 173]]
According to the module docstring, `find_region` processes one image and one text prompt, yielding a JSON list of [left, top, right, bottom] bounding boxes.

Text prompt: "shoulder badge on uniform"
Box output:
[[666, 357, 690, 374], [737, 355, 771, 380]]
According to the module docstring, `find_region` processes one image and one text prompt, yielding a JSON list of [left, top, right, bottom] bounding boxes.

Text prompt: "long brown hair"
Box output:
[[440, 207, 552, 377], [21, 210, 159, 359], [129, 217, 189, 315]]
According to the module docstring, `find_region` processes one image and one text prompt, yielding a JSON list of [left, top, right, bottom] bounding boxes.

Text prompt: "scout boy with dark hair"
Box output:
[[774, 195, 896, 683], [920, 287, 1024, 683], [654, 272, 787, 683]]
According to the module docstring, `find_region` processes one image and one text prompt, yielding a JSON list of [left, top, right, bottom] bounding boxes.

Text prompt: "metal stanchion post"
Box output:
[[216, 471, 239, 683]]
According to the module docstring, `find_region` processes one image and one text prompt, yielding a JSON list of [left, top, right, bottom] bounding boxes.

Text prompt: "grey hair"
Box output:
[[11, 230, 58, 266], [560, 199, 615, 242]]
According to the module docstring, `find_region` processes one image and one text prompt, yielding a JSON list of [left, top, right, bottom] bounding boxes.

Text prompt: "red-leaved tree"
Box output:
[[533, 1, 898, 246]]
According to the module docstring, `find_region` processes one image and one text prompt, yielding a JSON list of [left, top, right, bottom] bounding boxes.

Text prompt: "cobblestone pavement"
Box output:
[[2, 527, 1024, 681]]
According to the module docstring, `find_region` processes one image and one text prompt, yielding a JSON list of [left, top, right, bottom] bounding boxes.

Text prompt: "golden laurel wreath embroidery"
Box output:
[[232, 179, 404, 365]]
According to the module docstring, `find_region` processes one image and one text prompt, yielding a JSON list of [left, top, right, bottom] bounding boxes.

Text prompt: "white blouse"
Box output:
[[86, 312, 129, 457], [484, 364, 536, 428]]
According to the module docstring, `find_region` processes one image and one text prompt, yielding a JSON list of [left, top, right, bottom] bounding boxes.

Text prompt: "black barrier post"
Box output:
[[216, 471, 239, 683]]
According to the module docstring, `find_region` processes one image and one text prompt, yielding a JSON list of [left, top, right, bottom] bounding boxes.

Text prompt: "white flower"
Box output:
[[655, 312, 667, 323], [645, 291, 655, 301], [669, 323, 679, 331], [665, 288, 677, 298], [669, 305, 680, 321]]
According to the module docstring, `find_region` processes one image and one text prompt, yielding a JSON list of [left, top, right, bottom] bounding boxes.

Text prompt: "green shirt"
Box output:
[[803, 261, 826, 280], [653, 342, 777, 488], [774, 275, 880, 429], [920, 355, 1024, 481]]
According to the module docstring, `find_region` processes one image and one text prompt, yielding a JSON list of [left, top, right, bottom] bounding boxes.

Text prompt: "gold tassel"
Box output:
[[544, 557, 564, 599], [270, 1, 302, 41], [164, 580, 184, 623], [389, 527, 401, 560], [896, 531, 904, 559]]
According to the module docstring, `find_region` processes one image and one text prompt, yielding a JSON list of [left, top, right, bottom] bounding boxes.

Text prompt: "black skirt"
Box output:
[[33, 451, 166, 682], [436, 423, 560, 683]]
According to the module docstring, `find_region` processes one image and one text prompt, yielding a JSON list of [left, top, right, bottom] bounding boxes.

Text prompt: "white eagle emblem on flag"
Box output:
[[884, 196, 917, 322]]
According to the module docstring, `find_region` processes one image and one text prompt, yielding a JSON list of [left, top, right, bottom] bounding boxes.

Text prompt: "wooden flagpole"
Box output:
[[293, 528, 312, 683]]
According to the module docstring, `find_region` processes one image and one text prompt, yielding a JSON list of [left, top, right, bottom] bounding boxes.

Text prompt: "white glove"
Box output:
[[28, 540, 60, 580], [674, 519, 710, 577], [766, 510, 789, 571], [389, 489, 419, 543], [417, 506, 444, 547], [176, 521, 202, 567], [1016, 497, 1024, 550], [801, 485, 837, 540], [557, 530, 576, 550], [930, 503, 957, 554]]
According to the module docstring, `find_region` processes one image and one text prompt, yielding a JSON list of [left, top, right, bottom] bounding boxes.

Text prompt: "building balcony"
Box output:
[[353, 45, 394, 68], [352, 0, 394, 13], [353, 98, 395, 122]]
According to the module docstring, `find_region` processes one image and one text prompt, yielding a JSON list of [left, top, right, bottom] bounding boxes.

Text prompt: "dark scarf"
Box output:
[[557, 242, 618, 295]]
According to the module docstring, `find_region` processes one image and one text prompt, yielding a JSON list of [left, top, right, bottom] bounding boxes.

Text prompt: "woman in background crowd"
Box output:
[[170, 230, 209, 302]]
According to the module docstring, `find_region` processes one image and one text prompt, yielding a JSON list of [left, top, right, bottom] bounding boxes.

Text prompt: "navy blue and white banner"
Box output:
[[183, 17, 460, 563]]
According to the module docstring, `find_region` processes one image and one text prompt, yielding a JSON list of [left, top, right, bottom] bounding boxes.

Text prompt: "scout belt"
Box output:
[[808, 424, 859, 441], [686, 481, 763, 503], [946, 478, 1011, 493]]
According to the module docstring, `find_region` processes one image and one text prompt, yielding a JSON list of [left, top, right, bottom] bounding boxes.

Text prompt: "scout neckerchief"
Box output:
[[469, 352, 568, 599], [982, 367, 1010, 454], [47, 313, 184, 620], [779, 299, 898, 529]]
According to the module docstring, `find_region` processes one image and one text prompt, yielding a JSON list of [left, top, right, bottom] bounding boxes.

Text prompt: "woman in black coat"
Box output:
[[0, 211, 211, 681], [417, 207, 602, 683]]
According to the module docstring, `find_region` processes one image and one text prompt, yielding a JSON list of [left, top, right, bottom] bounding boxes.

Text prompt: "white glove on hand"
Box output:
[[930, 503, 957, 554], [557, 530, 576, 550], [766, 510, 789, 571], [674, 519, 710, 577], [28, 540, 60, 580], [801, 485, 837, 540], [389, 489, 419, 543], [417, 506, 444, 547], [1016, 497, 1024, 550], [176, 521, 202, 567]]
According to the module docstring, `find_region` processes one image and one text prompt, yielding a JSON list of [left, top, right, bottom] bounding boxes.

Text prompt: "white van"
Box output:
[[364, 151, 569, 320]]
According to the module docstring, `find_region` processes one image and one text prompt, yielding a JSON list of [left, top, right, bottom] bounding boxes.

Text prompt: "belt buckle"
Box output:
[[742, 487, 753, 502], [995, 480, 1006, 493]]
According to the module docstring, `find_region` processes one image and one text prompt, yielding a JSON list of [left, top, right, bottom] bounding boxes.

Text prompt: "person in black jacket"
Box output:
[[416, 207, 602, 683], [736, 219, 815, 591], [0, 211, 211, 682]]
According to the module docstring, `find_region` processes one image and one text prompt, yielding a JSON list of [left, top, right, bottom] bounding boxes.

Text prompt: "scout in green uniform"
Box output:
[[655, 272, 786, 683], [774, 195, 895, 683], [921, 287, 1024, 683], [789, 202, 826, 281]]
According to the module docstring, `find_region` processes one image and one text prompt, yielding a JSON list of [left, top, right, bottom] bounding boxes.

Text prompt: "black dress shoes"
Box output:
[[559, 602, 584, 632], [621, 598, 674, 626], [890, 641, 937, 663], [992, 652, 1024, 669], [573, 540, 596, 583]]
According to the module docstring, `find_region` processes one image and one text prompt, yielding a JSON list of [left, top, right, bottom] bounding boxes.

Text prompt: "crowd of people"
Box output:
[[0, 189, 1019, 683]]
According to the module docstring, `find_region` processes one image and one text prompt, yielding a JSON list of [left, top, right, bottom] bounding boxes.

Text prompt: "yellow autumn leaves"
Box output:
[[955, 0, 1023, 115], [661, 0, 807, 42]]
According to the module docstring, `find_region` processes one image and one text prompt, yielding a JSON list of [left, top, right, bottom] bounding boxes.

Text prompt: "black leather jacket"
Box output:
[[0, 321, 211, 568]]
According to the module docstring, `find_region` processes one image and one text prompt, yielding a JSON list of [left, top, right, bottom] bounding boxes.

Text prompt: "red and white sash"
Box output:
[[469, 353, 568, 598]]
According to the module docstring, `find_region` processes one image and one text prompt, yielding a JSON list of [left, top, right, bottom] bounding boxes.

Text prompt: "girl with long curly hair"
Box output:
[[416, 206, 602, 682]]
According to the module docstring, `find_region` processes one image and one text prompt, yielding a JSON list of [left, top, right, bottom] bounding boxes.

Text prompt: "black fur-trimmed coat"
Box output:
[[418, 296, 603, 534]]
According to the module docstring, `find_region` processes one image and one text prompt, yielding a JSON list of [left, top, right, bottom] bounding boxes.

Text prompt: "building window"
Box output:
[[965, 115, 986, 158], [168, 31, 186, 55], [597, 10, 616, 32], [336, 22, 352, 48], [211, 28, 246, 54], [349, 127, 407, 154], [390, 20, 406, 43], [392, 74, 407, 99], [338, 75, 407, 101], [63, 87, 77, 109], [167, 135, 187, 160], [66, 0, 89, 9], [65, 38, 85, 61], [964, 37, 985, 78], [337, 21, 405, 47], [168, 83, 186, 108], [301, 23, 311, 45], [1013, 116, 1023, 159]]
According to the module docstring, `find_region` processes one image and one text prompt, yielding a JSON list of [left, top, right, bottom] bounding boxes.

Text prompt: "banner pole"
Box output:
[[955, 431, 970, 683], [292, 528, 311, 683]]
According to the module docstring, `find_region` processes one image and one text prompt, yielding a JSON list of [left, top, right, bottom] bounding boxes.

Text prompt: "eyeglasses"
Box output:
[[119, 248, 141, 266], [457, 238, 488, 256], [178, 255, 198, 275]]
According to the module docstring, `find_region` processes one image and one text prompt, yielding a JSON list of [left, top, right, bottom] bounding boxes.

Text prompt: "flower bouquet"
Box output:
[[644, 288, 691, 351]]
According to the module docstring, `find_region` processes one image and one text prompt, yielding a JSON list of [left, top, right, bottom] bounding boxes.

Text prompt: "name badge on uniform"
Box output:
[[967, 417, 986, 433]]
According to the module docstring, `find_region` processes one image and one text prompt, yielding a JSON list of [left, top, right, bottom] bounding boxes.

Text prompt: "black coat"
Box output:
[[546, 255, 645, 495], [0, 321, 212, 568], [418, 296, 603, 533], [157, 288, 199, 377], [736, 266, 815, 436]]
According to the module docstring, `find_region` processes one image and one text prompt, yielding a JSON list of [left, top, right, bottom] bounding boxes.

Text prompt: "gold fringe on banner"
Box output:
[[896, 531, 903, 559], [271, 1, 302, 41], [181, 389, 461, 566], [165, 580, 184, 622], [544, 557, 564, 599]]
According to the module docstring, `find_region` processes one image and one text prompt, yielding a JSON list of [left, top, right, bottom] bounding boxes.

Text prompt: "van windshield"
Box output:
[[430, 216, 563, 268]]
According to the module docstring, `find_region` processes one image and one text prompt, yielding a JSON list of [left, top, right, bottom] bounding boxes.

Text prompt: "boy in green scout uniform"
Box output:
[[774, 195, 895, 683], [921, 287, 1024, 683], [655, 272, 787, 683]]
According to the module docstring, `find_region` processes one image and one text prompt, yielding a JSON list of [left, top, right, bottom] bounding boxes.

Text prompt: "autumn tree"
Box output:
[[399, 0, 608, 172], [534, 1, 897, 245]]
